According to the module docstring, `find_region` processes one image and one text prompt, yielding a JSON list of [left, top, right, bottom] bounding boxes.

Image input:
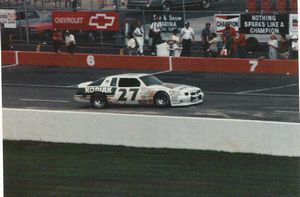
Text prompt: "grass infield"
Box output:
[[3, 140, 300, 196]]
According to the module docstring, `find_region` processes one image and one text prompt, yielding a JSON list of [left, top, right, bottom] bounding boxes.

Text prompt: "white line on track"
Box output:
[[152, 56, 173, 75], [274, 110, 299, 114], [2, 51, 19, 68], [236, 83, 298, 94], [2, 64, 18, 68], [205, 91, 298, 97], [20, 99, 69, 103], [2, 83, 76, 88]]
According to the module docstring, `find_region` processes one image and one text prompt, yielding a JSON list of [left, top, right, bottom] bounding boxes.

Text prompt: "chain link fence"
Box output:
[[1, 0, 297, 58]]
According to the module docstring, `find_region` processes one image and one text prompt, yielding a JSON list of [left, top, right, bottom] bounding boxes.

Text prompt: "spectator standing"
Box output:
[[290, 35, 298, 59], [180, 22, 195, 57], [127, 33, 137, 55], [235, 33, 247, 58], [133, 21, 144, 55], [65, 30, 76, 54], [279, 34, 289, 59], [221, 23, 237, 57], [207, 33, 218, 57], [150, 15, 162, 55], [169, 29, 181, 57], [268, 33, 278, 59], [52, 28, 63, 53], [65, 0, 70, 9], [201, 23, 211, 57], [71, 0, 78, 10]]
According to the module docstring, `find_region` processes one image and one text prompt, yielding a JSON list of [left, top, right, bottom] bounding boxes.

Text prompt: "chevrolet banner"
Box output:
[[53, 11, 119, 31]]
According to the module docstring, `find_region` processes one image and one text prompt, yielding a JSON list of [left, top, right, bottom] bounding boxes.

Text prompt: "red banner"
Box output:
[[261, 0, 272, 12], [276, 0, 286, 11], [246, 0, 257, 12], [289, 0, 297, 11], [52, 11, 119, 31]]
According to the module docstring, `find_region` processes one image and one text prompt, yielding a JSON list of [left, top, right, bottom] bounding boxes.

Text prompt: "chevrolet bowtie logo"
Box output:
[[89, 14, 115, 29]]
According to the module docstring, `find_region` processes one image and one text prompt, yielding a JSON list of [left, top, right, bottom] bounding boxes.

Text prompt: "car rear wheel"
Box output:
[[154, 92, 170, 107], [202, 0, 210, 9], [91, 93, 108, 109]]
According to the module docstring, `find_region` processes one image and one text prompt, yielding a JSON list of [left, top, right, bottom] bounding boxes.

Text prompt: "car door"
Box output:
[[114, 78, 142, 105]]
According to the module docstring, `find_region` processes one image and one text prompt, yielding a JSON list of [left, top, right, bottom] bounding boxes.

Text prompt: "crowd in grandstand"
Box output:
[[1, 13, 298, 60], [126, 20, 298, 59]]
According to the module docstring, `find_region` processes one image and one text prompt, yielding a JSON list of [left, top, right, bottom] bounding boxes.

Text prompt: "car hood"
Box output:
[[77, 81, 93, 88], [161, 83, 199, 91]]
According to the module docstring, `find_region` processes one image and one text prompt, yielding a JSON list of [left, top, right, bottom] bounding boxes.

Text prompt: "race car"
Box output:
[[74, 73, 204, 108]]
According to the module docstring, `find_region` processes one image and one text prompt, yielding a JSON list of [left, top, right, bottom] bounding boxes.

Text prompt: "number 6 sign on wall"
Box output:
[[87, 55, 95, 67]]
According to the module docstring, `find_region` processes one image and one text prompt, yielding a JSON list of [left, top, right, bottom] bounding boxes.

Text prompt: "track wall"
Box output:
[[1, 51, 298, 75], [3, 108, 300, 157]]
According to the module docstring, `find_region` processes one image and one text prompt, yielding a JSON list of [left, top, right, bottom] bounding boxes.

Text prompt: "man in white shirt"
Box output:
[[65, 30, 76, 54], [180, 22, 195, 57], [150, 15, 162, 55], [133, 21, 144, 55], [268, 33, 278, 59]]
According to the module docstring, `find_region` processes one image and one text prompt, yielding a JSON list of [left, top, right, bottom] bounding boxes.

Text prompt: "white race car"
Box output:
[[74, 73, 204, 108]]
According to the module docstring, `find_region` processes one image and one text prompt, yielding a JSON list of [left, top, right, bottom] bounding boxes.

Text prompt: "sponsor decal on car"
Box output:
[[85, 86, 113, 94]]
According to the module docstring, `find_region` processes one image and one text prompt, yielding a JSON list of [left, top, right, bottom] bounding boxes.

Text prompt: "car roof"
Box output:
[[110, 73, 151, 78]]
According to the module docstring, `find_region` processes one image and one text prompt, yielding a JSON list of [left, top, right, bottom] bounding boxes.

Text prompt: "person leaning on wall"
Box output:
[[290, 35, 298, 59], [207, 33, 218, 58], [53, 28, 63, 53], [235, 33, 247, 58], [268, 33, 279, 60], [201, 22, 211, 57], [65, 30, 76, 54], [221, 23, 237, 57], [278, 33, 289, 59]]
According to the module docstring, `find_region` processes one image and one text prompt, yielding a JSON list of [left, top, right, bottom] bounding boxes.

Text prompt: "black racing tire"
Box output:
[[154, 91, 170, 107], [162, 1, 172, 11], [91, 93, 108, 109], [202, 0, 210, 9]]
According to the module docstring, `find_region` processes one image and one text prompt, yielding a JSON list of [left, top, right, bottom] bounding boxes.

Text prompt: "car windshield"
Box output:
[[40, 15, 52, 22], [89, 78, 105, 86], [140, 75, 163, 86]]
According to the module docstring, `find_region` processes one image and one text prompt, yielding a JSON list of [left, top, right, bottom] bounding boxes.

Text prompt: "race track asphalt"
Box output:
[[2, 65, 299, 122]]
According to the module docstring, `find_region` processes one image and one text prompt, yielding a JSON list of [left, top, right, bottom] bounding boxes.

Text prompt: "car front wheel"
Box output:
[[154, 92, 170, 107], [91, 93, 108, 109]]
